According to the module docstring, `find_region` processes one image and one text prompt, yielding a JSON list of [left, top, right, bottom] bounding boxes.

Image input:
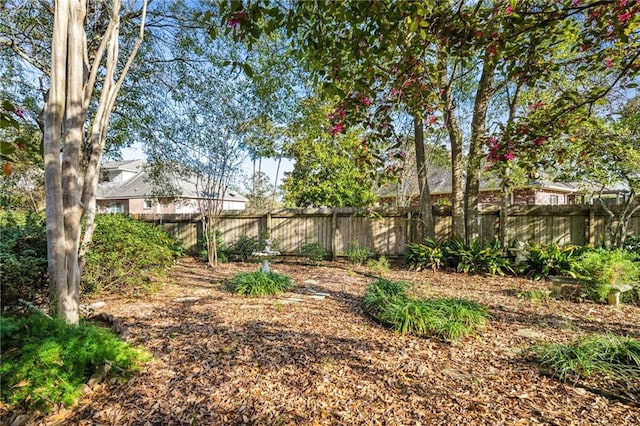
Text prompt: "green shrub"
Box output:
[[525, 242, 582, 279], [404, 238, 444, 271], [367, 256, 390, 274], [0, 313, 151, 412], [345, 240, 372, 265], [623, 234, 640, 255], [362, 278, 488, 341], [228, 271, 293, 296], [227, 235, 261, 261], [444, 239, 513, 275], [298, 238, 329, 264], [199, 229, 228, 263], [0, 213, 48, 311], [531, 334, 640, 384], [574, 249, 640, 302], [83, 215, 184, 294]]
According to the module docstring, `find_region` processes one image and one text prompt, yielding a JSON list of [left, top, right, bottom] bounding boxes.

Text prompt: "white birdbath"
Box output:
[[252, 239, 280, 273]]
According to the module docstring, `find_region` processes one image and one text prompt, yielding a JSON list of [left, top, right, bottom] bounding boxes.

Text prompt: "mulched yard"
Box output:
[[13, 258, 640, 425]]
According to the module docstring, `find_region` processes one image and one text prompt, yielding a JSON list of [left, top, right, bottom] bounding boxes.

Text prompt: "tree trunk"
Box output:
[[44, 0, 147, 324], [437, 51, 465, 240], [44, 0, 71, 321], [80, 0, 147, 272], [465, 56, 496, 243], [414, 116, 435, 240]]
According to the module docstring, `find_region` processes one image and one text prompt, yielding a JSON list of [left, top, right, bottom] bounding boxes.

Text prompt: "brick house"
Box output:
[[96, 160, 247, 214], [377, 168, 586, 207]]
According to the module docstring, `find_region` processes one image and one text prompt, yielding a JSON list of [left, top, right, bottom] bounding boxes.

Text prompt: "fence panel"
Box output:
[[135, 205, 640, 257]]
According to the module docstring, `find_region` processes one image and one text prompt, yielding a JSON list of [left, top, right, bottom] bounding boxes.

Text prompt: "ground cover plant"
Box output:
[[0, 313, 151, 413], [362, 278, 488, 340], [227, 270, 293, 296]]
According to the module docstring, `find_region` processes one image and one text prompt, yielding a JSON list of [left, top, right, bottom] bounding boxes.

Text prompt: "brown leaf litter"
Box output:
[[6, 258, 640, 425]]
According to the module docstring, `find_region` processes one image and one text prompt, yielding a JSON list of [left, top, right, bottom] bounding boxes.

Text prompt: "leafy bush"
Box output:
[[362, 278, 488, 341], [227, 271, 293, 296], [574, 249, 640, 302], [404, 238, 444, 271], [199, 229, 228, 263], [345, 240, 372, 265], [298, 238, 329, 264], [83, 215, 184, 294], [623, 234, 640, 255], [227, 235, 261, 261], [0, 313, 151, 412], [367, 256, 390, 274], [0, 213, 48, 311], [531, 334, 640, 384], [444, 239, 513, 275], [525, 242, 582, 279]]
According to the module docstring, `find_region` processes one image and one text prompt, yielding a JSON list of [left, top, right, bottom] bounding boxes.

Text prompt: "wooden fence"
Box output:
[[132, 205, 640, 257]]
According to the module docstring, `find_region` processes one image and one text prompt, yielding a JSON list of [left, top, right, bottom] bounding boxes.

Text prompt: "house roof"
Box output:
[[97, 161, 248, 203], [100, 159, 146, 172], [377, 167, 582, 199]]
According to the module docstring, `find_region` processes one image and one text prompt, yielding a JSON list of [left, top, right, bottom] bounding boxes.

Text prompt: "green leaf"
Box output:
[[1, 141, 16, 156]]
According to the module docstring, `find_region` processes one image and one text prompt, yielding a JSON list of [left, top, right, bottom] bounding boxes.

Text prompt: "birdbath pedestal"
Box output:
[[253, 240, 280, 273]]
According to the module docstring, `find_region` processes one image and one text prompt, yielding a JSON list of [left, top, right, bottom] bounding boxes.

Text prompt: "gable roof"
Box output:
[[97, 161, 248, 203]]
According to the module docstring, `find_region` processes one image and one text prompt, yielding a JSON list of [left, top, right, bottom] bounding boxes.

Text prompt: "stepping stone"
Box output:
[[279, 297, 305, 304], [514, 328, 545, 339], [307, 294, 327, 300], [303, 279, 320, 286], [239, 304, 265, 309]]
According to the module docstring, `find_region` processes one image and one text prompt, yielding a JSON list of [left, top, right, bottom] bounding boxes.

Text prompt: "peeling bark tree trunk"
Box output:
[[414, 116, 435, 240], [438, 52, 465, 240], [599, 191, 640, 249], [44, 0, 73, 322], [465, 57, 496, 243], [44, 0, 147, 324]]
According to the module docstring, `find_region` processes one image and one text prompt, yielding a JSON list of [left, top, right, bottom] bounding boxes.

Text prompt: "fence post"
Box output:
[[406, 210, 412, 244], [266, 211, 272, 239], [588, 206, 596, 246], [331, 211, 338, 261]]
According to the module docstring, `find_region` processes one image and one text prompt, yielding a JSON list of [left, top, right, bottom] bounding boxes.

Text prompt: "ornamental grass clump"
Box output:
[[228, 271, 293, 296], [531, 334, 640, 385], [362, 278, 488, 341], [0, 313, 151, 412]]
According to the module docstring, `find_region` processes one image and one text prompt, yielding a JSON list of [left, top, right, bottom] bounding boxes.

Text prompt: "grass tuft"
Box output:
[[362, 278, 488, 340], [531, 334, 640, 383], [228, 271, 294, 296]]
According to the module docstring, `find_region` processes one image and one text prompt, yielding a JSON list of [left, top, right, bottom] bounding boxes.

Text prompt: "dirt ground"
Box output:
[[9, 257, 640, 425]]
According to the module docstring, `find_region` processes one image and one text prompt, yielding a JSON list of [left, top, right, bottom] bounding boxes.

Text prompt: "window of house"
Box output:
[[549, 195, 558, 206], [107, 202, 124, 213], [143, 199, 153, 209]]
